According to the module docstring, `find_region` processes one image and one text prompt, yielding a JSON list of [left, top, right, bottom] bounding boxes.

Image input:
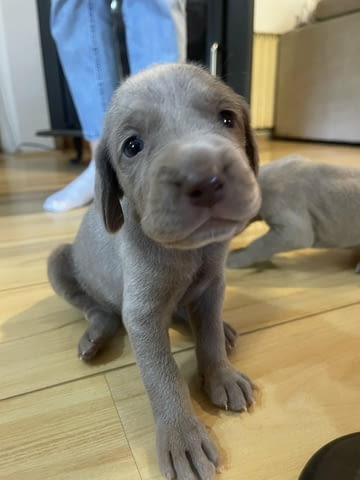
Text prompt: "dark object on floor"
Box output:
[[299, 432, 360, 480]]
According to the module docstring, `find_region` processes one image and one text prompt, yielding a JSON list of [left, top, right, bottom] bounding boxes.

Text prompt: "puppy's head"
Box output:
[[96, 63, 261, 249]]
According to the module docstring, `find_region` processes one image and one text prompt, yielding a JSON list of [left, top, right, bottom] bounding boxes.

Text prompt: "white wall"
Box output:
[[0, 0, 53, 152], [254, 0, 318, 34]]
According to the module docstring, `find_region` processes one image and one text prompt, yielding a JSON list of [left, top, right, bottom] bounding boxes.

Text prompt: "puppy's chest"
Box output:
[[177, 245, 226, 305], [178, 264, 216, 306]]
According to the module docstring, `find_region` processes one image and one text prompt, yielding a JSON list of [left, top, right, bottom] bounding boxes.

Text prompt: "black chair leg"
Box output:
[[70, 137, 83, 164]]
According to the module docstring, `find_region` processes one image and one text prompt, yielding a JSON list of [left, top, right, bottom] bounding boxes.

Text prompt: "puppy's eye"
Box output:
[[219, 110, 235, 128], [123, 136, 144, 157]]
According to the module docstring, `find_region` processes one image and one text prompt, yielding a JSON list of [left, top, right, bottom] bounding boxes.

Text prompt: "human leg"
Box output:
[[122, 0, 187, 74], [43, 141, 98, 212], [44, 0, 119, 212]]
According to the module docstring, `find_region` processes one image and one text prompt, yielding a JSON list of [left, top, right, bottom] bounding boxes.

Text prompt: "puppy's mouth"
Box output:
[[160, 216, 247, 250]]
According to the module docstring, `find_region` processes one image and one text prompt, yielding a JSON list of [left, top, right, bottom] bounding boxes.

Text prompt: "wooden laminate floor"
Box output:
[[1, 139, 359, 479]]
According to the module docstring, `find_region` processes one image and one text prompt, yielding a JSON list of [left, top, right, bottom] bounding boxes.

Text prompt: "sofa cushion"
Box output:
[[274, 11, 360, 143], [315, 0, 360, 21]]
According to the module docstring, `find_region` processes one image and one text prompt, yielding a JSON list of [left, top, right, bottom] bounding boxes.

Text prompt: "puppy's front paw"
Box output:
[[202, 363, 256, 412], [156, 417, 219, 480]]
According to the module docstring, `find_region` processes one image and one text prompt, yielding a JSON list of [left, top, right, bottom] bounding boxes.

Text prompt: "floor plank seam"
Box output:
[[0, 357, 160, 403], [0, 235, 75, 249], [223, 286, 359, 314], [234, 299, 360, 337], [0, 345, 196, 404], [0, 281, 50, 294], [0, 319, 81, 345], [103, 374, 145, 480]]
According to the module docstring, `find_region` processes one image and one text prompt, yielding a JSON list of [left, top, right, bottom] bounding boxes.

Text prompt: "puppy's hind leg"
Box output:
[[227, 217, 314, 268], [48, 244, 120, 360]]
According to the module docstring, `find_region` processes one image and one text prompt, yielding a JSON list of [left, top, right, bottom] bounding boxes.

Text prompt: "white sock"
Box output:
[[43, 160, 95, 212]]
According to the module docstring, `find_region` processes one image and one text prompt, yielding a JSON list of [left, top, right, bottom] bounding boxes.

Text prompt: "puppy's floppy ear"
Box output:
[[95, 139, 124, 233], [241, 103, 259, 175]]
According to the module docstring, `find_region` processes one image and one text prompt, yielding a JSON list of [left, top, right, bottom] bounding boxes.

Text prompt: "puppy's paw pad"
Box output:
[[157, 419, 219, 480], [78, 329, 108, 361], [78, 340, 100, 361], [203, 364, 256, 412]]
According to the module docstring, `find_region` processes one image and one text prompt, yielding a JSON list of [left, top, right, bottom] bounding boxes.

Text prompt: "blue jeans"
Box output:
[[51, 0, 187, 140]]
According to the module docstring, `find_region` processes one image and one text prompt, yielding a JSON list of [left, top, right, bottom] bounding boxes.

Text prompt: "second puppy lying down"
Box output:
[[227, 154, 360, 270]]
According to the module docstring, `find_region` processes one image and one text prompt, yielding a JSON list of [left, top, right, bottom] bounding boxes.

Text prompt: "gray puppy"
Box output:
[[227, 154, 360, 270], [48, 63, 261, 480]]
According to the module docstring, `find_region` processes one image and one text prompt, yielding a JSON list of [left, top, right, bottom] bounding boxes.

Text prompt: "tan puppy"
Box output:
[[48, 64, 261, 480], [227, 154, 360, 270]]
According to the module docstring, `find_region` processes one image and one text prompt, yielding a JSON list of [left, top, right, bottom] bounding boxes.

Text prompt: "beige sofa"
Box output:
[[274, 0, 360, 143]]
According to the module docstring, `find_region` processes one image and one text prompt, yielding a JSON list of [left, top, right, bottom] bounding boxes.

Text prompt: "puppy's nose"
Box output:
[[185, 175, 225, 208]]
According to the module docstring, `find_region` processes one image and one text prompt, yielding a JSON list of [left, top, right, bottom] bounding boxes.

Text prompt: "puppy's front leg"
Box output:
[[122, 300, 219, 480], [189, 275, 256, 411]]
